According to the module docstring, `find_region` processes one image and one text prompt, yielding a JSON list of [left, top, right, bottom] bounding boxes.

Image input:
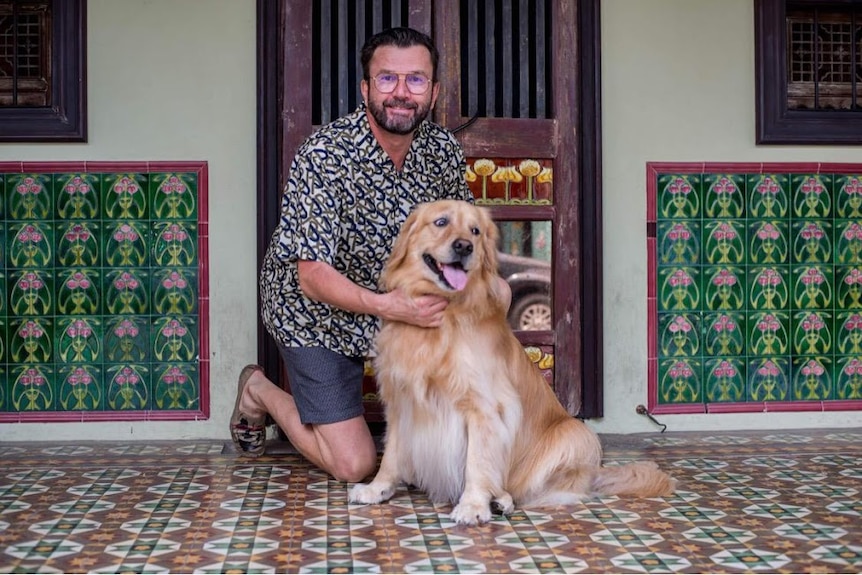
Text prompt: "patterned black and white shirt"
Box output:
[[259, 106, 473, 358]]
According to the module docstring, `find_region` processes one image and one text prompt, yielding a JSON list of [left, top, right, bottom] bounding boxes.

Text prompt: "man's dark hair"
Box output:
[[360, 27, 439, 82]]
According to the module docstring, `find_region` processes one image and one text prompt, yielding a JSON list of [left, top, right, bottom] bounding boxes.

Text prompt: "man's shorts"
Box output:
[[278, 346, 365, 425]]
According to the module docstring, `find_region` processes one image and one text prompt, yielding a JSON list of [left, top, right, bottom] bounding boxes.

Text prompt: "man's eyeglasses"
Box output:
[[371, 73, 432, 95]]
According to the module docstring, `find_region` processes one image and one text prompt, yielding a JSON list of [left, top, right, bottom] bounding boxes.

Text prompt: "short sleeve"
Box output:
[[281, 146, 345, 265]]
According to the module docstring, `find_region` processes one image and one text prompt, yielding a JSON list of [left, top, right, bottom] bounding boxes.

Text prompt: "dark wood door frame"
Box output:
[[578, 0, 604, 418], [254, 0, 604, 418], [255, 0, 284, 385]]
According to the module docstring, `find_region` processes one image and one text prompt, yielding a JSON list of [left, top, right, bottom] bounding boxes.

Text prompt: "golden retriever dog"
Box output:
[[349, 200, 675, 525]]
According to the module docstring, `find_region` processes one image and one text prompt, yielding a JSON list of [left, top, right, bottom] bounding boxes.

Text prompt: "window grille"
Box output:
[[459, 0, 552, 119], [312, 0, 411, 125], [786, 4, 861, 111], [309, 0, 554, 124], [0, 0, 50, 107]]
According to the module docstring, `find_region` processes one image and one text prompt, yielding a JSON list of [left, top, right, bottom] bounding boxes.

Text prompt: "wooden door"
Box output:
[[257, 0, 602, 418]]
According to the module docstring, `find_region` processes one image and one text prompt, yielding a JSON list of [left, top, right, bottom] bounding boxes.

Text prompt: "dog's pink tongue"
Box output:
[[442, 265, 468, 291]]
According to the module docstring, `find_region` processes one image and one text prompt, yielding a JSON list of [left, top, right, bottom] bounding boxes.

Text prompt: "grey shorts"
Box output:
[[278, 346, 365, 425]]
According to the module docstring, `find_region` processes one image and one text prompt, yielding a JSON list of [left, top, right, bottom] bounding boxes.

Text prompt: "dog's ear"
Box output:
[[381, 208, 421, 291]]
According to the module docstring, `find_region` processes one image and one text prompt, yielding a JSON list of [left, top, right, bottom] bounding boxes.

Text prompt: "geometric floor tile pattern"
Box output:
[[0, 428, 860, 573]]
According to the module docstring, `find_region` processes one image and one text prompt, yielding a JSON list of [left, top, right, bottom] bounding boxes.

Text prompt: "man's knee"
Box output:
[[314, 416, 378, 482], [330, 450, 377, 482]]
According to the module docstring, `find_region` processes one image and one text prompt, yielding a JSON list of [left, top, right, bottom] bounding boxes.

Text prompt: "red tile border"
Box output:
[[0, 161, 24, 172], [824, 399, 862, 411], [707, 402, 766, 414], [82, 160, 151, 172], [647, 238, 657, 299], [18, 161, 89, 173], [647, 297, 657, 359], [647, 358, 658, 408], [81, 412, 151, 422], [763, 401, 824, 412], [651, 402, 707, 415]]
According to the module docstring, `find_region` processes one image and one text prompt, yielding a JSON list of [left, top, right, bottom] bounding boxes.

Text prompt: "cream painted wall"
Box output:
[[0, 0, 258, 440], [596, 0, 862, 433]]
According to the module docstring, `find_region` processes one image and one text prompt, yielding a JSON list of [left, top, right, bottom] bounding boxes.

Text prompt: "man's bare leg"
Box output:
[[237, 368, 378, 482]]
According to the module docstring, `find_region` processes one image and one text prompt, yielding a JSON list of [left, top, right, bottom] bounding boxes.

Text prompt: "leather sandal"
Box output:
[[230, 364, 267, 457]]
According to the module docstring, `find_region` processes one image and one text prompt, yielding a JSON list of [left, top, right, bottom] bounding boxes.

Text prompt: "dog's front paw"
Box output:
[[450, 499, 492, 526], [348, 482, 395, 505], [491, 493, 514, 516]]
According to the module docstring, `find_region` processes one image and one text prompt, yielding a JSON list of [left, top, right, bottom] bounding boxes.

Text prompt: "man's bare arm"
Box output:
[[297, 260, 448, 328]]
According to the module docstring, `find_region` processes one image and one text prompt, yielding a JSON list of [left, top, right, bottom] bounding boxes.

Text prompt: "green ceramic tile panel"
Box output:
[[704, 357, 745, 402], [655, 170, 862, 408], [703, 311, 745, 356], [55, 173, 100, 220], [703, 174, 746, 219], [657, 220, 700, 265], [658, 357, 702, 404], [748, 357, 790, 402], [104, 269, 150, 315], [105, 221, 150, 267], [57, 221, 101, 267], [105, 363, 150, 411], [152, 268, 198, 315], [153, 361, 199, 411], [835, 355, 862, 399], [1, 169, 202, 418], [151, 173, 198, 220], [102, 174, 148, 220]]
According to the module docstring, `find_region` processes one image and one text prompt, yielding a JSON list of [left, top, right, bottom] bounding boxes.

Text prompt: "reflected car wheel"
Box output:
[[509, 293, 552, 331]]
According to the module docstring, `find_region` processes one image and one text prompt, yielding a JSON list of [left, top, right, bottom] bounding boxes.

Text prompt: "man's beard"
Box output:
[[367, 96, 431, 135]]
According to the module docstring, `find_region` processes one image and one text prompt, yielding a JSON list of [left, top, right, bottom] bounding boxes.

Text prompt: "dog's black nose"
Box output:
[[452, 238, 473, 257]]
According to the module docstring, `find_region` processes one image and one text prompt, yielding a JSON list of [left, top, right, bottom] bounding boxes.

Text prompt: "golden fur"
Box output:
[[349, 200, 676, 525]]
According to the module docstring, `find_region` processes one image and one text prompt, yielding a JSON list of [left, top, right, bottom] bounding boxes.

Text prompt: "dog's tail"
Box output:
[[590, 461, 676, 498]]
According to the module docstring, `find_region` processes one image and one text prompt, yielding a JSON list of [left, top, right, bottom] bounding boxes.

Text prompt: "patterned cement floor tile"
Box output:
[[0, 429, 860, 573]]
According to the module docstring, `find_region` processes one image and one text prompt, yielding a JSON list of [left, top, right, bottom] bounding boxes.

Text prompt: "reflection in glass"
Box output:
[[497, 221, 552, 331]]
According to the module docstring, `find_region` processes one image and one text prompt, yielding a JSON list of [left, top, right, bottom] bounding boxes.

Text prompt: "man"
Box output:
[[230, 27, 474, 482]]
